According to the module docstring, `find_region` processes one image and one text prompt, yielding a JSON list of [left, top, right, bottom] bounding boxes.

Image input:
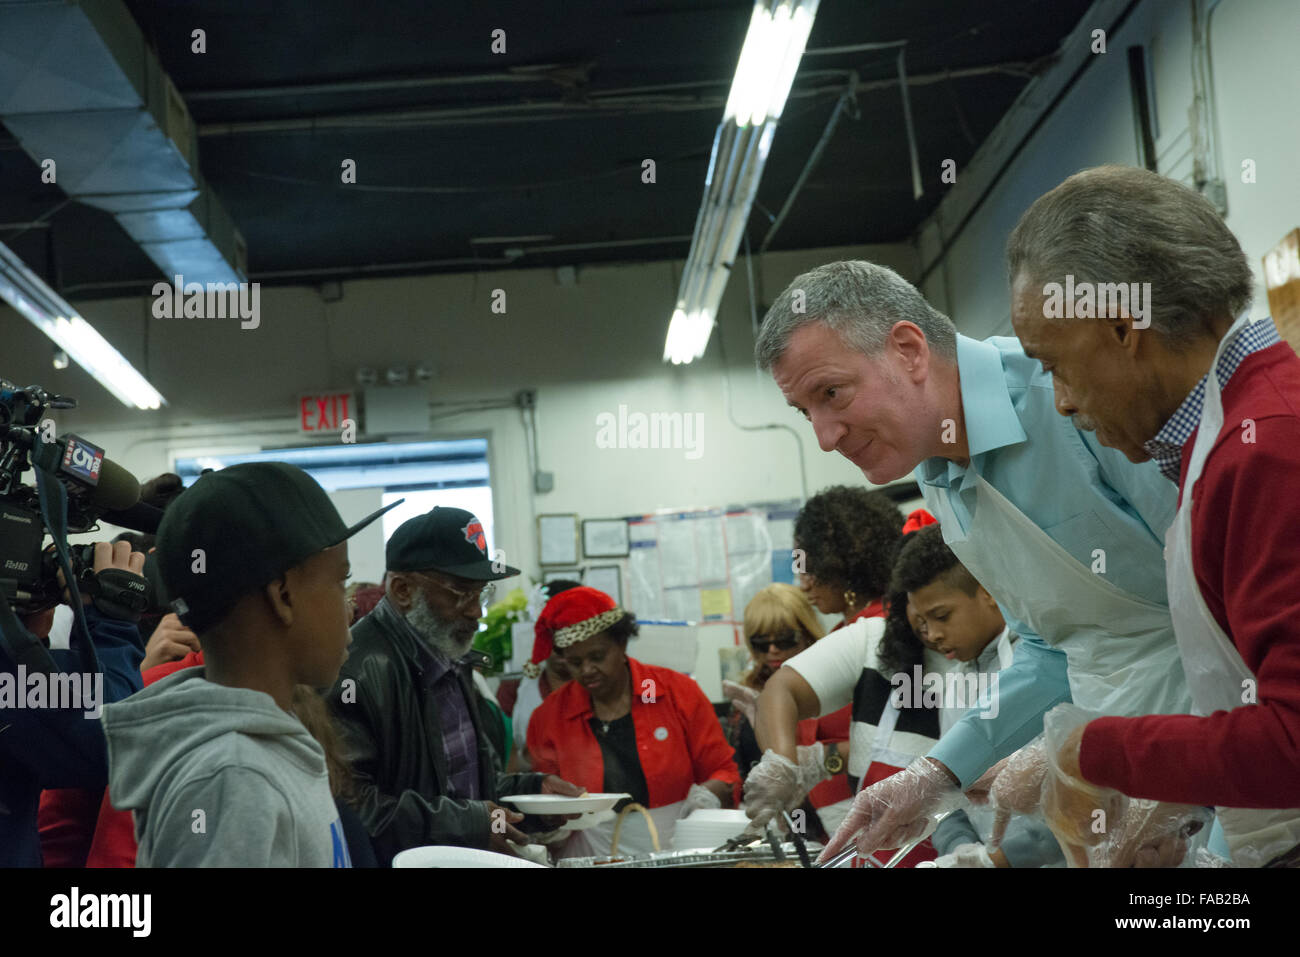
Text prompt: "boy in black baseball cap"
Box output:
[[101, 463, 397, 866]]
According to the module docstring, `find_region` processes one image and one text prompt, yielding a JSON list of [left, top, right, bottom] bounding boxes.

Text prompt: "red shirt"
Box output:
[[527, 656, 740, 807], [1080, 344, 1300, 807], [38, 650, 207, 868], [84, 651, 206, 867]]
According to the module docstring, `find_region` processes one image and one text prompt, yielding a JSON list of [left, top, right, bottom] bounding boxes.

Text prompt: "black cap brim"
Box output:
[[435, 558, 521, 581], [330, 498, 404, 547]]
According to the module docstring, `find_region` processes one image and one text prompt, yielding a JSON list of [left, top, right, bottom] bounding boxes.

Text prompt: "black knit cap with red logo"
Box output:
[[384, 506, 520, 581]]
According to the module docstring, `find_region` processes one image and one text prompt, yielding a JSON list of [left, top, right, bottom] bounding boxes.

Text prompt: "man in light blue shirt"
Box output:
[[751, 260, 1186, 863]]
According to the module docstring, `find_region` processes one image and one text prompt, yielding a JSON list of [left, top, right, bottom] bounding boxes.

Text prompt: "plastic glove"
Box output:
[[1041, 704, 1126, 866], [741, 750, 803, 840], [722, 680, 760, 726], [988, 738, 1050, 849], [678, 782, 723, 820], [1085, 798, 1212, 868], [964, 755, 1010, 807], [816, 758, 963, 864], [933, 842, 997, 868], [796, 742, 832, 793], [1192, 847, 1234, 868]]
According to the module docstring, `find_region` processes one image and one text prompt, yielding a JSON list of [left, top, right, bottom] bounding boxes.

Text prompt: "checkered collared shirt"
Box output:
[[1143, 317, 1282, 482]]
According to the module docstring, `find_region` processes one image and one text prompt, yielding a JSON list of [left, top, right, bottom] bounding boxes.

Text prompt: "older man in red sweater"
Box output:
[[1006, 164, 1300, 868]]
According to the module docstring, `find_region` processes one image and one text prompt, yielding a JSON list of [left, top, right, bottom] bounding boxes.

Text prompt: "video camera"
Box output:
[[0, 379, 158, 622]]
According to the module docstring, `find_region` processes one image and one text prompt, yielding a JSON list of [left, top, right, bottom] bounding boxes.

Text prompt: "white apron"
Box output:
[[927, 475, 1190, 717], [1164, 313, 1300, 867]]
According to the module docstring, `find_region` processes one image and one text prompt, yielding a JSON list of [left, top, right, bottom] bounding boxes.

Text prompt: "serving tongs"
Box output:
[[815, 810, 956, 868], [713, 817, 784, 855]]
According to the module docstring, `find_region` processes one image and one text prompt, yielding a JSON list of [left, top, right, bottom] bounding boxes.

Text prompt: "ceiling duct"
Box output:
[[0, 0, 247, 284]]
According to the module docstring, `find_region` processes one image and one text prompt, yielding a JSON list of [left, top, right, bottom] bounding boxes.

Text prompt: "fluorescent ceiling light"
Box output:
[[665, 0, 820, 366], [0, 240, 165, 410]]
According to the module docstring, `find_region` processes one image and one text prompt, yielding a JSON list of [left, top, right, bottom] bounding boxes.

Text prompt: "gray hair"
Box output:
[[754, 261, 958, 370], [1006, 165, 1253, 347]]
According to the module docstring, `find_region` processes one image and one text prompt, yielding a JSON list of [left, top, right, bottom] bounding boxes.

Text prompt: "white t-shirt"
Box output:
[[784, 616, 952, 781]]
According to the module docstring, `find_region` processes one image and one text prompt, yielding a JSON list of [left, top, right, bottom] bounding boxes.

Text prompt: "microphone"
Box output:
[[90, 457, 142, 512], [100, 499, 165, 534]]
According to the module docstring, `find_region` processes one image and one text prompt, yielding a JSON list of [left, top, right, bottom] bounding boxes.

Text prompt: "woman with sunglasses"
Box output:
[[724, 583, 852, 841]]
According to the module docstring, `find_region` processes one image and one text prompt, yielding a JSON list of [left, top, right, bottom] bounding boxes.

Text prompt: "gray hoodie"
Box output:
[[103, 667, 351, 867]]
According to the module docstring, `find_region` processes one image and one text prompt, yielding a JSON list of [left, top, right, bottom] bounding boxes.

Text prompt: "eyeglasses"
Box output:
[[411, 573, 496, 609], [750, 632, 803, 654]]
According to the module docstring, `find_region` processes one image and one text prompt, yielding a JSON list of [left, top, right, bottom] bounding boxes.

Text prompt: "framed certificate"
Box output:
[[537, 513, 579, 566], [582, 518, 630, 558], [543, 569, 582, 584], [583, 565, 622, 605]]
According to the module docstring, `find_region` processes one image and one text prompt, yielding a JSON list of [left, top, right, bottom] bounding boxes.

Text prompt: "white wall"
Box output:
[[25, 240, 920, 589], [918, 0, 1300, 335]]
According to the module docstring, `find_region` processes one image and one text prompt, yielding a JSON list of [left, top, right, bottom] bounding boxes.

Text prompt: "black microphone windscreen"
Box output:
[[101, 501, 165, 535], [92, 458, 142, 511]]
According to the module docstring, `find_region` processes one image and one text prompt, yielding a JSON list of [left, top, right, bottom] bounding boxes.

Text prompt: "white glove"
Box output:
[[722, 680, 760, 726], [933, 842, 996, 868], [796, 742, 832, 793], [678, 782, 723, 820], [817, 757, 964, 863], [742, 750, 803, 834], [988, 738, 1050, 849]]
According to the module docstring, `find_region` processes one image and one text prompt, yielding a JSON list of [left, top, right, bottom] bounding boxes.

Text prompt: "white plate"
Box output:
[[391, 846, 548, 868], [499, 792, 630, 815]]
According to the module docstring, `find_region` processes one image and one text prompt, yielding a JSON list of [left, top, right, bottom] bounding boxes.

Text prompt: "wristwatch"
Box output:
[[824, 742, 844, 775]]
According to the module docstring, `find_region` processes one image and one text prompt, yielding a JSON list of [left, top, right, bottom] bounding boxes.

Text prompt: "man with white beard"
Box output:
[[329, 506, 583, 864]]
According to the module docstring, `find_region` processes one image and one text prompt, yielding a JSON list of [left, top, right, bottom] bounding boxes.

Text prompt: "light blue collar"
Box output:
[[918, 335, 1026, 490]]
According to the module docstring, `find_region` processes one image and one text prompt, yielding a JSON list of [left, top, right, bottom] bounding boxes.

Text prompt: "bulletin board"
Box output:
[[622, 499, 802, 626]]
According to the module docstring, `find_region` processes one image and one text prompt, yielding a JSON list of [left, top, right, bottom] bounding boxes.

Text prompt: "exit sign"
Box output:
[[299, 391, 356, 434]]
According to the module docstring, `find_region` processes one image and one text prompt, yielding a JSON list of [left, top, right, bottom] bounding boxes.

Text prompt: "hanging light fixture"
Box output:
[[663, 0, 820, 365], [0, 241, 165, 409]]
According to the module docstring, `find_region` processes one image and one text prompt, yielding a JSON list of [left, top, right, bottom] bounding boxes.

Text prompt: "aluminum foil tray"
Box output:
[[555, 841, 823, 868]]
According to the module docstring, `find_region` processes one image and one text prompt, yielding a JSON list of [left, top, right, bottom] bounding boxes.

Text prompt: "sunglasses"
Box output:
[[750, 632, 803, 654]]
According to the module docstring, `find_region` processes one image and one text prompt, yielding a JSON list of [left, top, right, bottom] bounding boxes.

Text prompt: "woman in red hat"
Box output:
[[526, 587, 741, 858]]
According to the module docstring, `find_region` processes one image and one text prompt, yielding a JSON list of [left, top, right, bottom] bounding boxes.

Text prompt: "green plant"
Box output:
[[474, 587, 528, 676]]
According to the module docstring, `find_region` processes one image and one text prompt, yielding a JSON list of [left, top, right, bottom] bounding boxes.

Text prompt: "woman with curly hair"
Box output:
[[794, 485, 903, 627], [744, 499, 949, 865]]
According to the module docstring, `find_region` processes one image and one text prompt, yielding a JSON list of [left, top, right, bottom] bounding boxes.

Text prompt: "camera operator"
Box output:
[[37, 474, 194, 865], [1, 541, 150, 867]]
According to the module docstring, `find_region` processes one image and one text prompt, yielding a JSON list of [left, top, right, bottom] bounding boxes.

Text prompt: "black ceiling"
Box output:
[[0, 0, 1095, 299]]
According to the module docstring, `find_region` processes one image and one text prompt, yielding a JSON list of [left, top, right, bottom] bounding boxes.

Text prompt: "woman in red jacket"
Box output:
[[526, 587, 740, 859]]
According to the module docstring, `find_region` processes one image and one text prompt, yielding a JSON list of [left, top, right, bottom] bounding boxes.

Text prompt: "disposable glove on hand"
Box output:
[[722, 680, 760, 726], [742, 750, 803, 835], [1040, 704, 1127, 866], [933, 842, 997, 868], [816, 757, 963, 864], [988, 738, 1050, 849], [796, 742, 832, 793], [1085, 798, 1212, 868], [678, 782, 723, 820]]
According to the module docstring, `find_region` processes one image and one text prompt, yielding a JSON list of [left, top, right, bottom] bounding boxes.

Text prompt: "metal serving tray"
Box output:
[[555, 841, 824, 869]]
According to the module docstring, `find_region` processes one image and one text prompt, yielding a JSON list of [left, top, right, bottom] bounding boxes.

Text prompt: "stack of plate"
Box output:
[[671, 808, 750, 850]]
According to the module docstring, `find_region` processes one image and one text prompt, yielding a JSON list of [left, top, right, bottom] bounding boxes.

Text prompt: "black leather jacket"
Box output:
[[328, 607, 544, 864]]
